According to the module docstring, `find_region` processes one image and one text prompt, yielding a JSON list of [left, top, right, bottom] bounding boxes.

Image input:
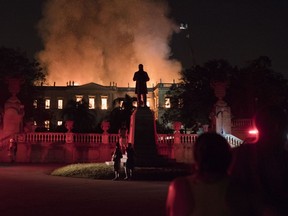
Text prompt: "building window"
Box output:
[[57, 121, 63, 126], [89, 96, 95, 109], [45, 99, 50, 109], [165, 98, 171, 108], [119, 100, 124, 108], [44, 120, 50, 130], [147, 98, 150, 108], [101, 96, 108, 110], [75, 95, 83, 102], [58, 99, 63, 109], [33, 100, 37, 108]]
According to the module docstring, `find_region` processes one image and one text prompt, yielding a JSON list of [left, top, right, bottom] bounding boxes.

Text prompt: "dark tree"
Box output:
[[61, 99, 97, 133], [108, 94, 136, 133], [164, 56, 288, 130], [226, 56, 288, 117], [162, 59, 234, 129], [0, 47, 47, 121]]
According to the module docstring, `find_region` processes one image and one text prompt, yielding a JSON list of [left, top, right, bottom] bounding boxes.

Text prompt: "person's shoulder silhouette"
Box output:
[[166, 132, 232, 216], [229, 105, 288, 215]]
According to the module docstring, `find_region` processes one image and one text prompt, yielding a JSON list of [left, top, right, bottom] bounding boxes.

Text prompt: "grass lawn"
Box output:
[[51, 163, 193, 181]]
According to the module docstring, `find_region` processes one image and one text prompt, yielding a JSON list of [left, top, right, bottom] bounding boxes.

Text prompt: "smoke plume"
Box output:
[[37, 0, 182, 87]]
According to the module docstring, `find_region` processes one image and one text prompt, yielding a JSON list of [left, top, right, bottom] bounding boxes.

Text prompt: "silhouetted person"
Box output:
[[8, 138, 17, 163], [112, 142, 123, 180], [133, 64, 150, 107], [119, 123, 127, 151], [229, 105, 288, 216], [166, 132, 232, 216], [124, 143, 135, 180]]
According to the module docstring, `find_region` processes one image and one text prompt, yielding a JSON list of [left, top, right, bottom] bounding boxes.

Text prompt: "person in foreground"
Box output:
[[112, 142, 123, 180], [166, 132, 232, 216], [229, 105, 288, 215]]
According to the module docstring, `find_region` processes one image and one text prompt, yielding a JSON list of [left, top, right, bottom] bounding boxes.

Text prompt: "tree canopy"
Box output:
[[0, 47, 47, 120], [61, 99, 97, 133], [227, 56, 288, 117], [108, 94, 136, 133], [162, 57, 288, 128]]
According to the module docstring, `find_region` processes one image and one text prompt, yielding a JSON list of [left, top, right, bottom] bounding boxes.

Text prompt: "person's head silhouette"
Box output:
[[138, 64, 143, 71], [194, 132, 232, 176]]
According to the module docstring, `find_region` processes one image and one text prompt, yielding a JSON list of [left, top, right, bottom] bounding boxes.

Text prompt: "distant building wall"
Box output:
[[32, 82, 174, 130]]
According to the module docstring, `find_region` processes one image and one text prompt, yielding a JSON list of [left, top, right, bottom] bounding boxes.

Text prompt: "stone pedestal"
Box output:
[[215, 105, 231, 134], [3, 78, 24, 138], [129, 107, 168, 166], [212, 81, 231, 134], [101, 121, 110, 144]]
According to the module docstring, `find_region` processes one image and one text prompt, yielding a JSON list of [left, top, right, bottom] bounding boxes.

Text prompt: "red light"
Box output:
[[244, 128, 259, 144], [248, 129, 258, 135]]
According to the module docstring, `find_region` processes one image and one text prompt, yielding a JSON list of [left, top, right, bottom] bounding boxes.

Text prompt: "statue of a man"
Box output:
[[133, 64, 150, 107]]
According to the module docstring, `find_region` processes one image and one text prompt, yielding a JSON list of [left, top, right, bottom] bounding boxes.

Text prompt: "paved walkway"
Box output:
[[0, 164, 170, 216]]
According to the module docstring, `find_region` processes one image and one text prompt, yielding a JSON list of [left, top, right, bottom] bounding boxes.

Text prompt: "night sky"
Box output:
[[1, 0, 288, 78]]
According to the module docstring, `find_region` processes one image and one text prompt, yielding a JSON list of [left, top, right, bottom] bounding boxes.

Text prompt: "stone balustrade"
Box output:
[[232, 118, 252, 128], [0, 132, 243, 164]]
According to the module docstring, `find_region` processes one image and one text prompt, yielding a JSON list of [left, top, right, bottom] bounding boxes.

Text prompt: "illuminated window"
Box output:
[[33, 100, 37, 108], [58, 99, 63, 109], [165, 98, 171, 108], [101, 96, 108, 110], [75, 95, 83, 102], [44, 120, 50, 130], [89, 96, 95, 109], [119, 101, 124, 108], [146, 98, 150, 107], [57, 121, 63, 126], [45, 99, 50, 109]]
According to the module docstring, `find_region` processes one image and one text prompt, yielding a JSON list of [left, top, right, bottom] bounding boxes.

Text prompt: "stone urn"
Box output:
[[211, 81, 228, 106], [65, 120, 74, 132], [173, 121, 182, 145], [173, 121, 182, 133], [7, 78, 22, 99], [101, 121, 110, 134]]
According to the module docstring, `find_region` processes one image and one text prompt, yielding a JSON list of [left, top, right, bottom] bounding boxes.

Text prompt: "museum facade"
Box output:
[[33, 81, 175, 130]]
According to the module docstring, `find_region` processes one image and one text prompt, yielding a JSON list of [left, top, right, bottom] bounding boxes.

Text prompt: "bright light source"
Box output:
[[180, 23, 188, 30], [244, 129, 259, 144], [248, 129, 258, 135]]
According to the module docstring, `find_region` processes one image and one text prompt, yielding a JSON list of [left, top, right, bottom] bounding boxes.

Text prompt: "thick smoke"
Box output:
[[37, 0, 182, 87]]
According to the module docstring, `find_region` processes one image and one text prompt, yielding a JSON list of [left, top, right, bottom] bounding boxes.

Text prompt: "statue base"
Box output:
[[129, 107, 174, 167]]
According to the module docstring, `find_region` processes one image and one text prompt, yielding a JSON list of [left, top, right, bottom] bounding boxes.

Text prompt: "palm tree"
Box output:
[[108, 94, 136, 133], [61, 99, 97, 133]]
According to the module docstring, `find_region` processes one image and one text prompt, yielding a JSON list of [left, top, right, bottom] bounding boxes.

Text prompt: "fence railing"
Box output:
[[17, 132, 242, 148], [180, 134, 198, 144], [232, 118, 252, 128], [73, 133, 102, 144], [24, 133, 66, 143], [224, 134, 243, 148]]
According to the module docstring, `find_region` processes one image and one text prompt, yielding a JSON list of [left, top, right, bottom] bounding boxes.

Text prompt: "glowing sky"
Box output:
[[1, 0, 288, 85], [36, 0, 181, 87]]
